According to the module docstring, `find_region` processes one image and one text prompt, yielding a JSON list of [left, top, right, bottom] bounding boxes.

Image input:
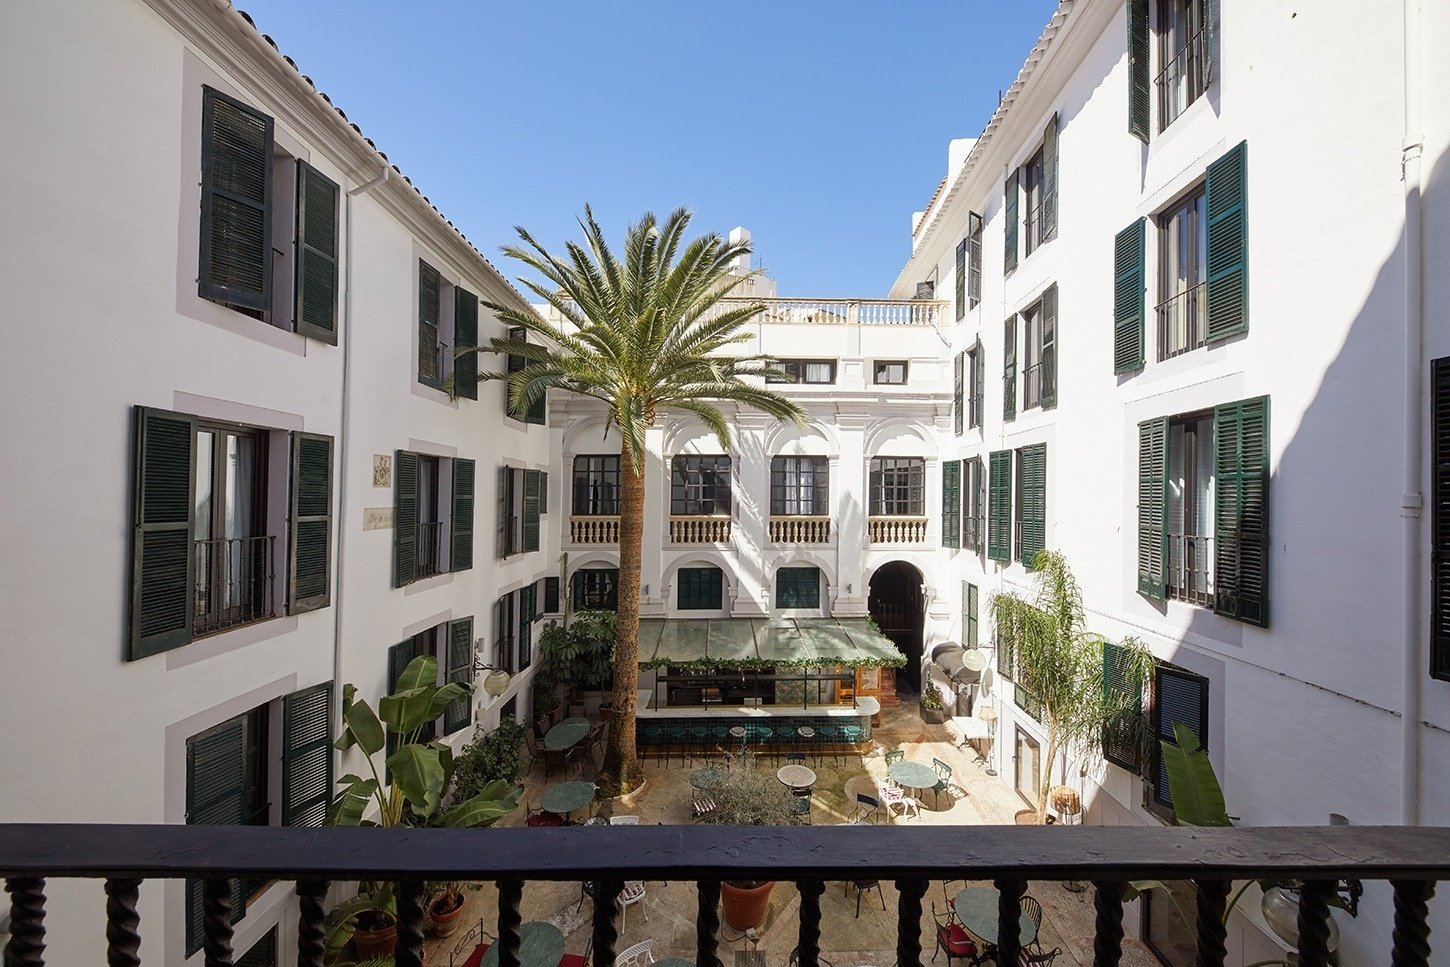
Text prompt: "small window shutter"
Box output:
[[493, 597, 508, 670], [1127, 0, 1151, 142], [543, 575, 561, 615], [518, 585, 535, 670], [289, 432, 333, 614], [1002, 314, 1017, 422], [185, 715, 248, 955], [450, 458, 475, 573], [1205, 141, 1250, 343], [954, 239, 967, 321], [1434, 359, 1450, 681], [953, 353, 965, 435], [1042, 112, 1059, 239], [294, 161, 339, 344], [1003, 171, 1020, 274], [1102, 643, 1142, 773], [968, 212, 983, 308], [130, 406, 197, 660], [1137, 418, 1168, 602], [1214, 396, 1270, 626], [418, 262, 441, 386], [965, 582, 979, 649], [540, 471, 549, 514], [237, 929, 278, 967], [1114, 219, 1147, 374], [444, 616, 474, 735], [497, 466, 513, 559], [522, 469, 542, 552], [971, 341, 985, 428], [942, 459, 961, 549], [1019, 445, 1047, 565], [199, 87, 273, 312], [453, 286, 479, 400], [386, 639, 418, 768], [393, 451, 418, 588], [1040, 283, 1058, 408], [995, 625, 1014, 681], [282, 682, 333, 827], [987, 450, 1013, 562], [1153, 665, 1209, 806], [1202, 0, 1220, 90]]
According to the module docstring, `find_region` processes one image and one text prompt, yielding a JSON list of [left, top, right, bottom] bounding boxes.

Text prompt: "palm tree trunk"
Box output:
[[602, 443, 645, 793], [1038, 722, 1060, 824]]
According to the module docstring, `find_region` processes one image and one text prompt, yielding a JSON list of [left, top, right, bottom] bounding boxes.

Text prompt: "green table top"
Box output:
[[888, 761, 940, 790], [953, 887, 1037, 947], [689, 766, 725, 790], [655, 959, 696, 967], [544, 716, 591, 750], [480, 921, 566, 967], [541, 780, 596, 815]]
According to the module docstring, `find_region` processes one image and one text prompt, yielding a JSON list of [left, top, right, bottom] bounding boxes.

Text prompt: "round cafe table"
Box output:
[[689, 766, 725, 790], [545, 716, 591, 750], [888, 760, 940, 795], [541, 780, 596, 820], [655, 960, 696, 967], [953, 887, 1037, 948], [481, 921, 566, 967], [776, 763, 817, 791]]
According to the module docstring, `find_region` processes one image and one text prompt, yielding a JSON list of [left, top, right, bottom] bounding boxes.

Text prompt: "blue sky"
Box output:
[[239, 1, 1058, 296]]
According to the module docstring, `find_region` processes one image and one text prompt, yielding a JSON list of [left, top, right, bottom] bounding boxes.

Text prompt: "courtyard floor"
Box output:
[[424, 703, 1158, 967]]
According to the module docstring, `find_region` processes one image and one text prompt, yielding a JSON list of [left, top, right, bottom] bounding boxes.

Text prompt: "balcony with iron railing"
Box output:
[[669, 515, 732, 544], [1022, 363, 1042, 410], [769, 516, 832, 544], [570, 515, 621, 544], [1157, 29, 1208, 130], [1157, 282, 1208, 360], [869, 516, 929, 544], [416, 521, 446, 579], [1023, 193, 1057, 255], [193, 536, 277, 637], [0, 823, 1444, 967], [1166, 532, 1214, 607], [962, 516, 985, 554]]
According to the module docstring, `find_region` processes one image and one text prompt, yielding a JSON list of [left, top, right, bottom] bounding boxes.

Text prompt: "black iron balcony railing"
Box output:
[[1157, 29, 1208, 130], [1023, 193, 1057, 255], [0, 823, 1445, 967], [1166, 532, 1214, 606], [963, 515, 985, 554], [1022, 363, 1042, 410], [193, 536, 277, 636], [416, 521, 447, 579], [1157, 281, 1209, 360]]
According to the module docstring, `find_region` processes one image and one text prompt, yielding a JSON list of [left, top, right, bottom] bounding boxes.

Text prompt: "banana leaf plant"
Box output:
[[323, 656, 520, 960]]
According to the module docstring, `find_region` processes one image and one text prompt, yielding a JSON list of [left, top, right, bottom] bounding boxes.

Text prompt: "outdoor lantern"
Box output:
[[1261, 886, 1340, 953], [482, 669, 511, 698]]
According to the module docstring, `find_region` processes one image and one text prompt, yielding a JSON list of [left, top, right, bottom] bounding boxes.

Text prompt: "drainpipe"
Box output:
[[1399, 0, 1424, 827], [331, 159, 390, 719]]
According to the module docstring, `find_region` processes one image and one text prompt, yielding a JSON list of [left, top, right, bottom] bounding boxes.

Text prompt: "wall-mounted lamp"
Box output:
[[473, 638, 512, 698], [845, 583, 853, 594]]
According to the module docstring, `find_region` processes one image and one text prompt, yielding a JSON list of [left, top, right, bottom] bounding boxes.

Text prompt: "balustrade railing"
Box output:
[[707, 297, 947, 327], [670, 515, 731, 544], [869, 516, 928, 544], [0, 823, 1444, 967], [570, 515, 620, 544], [193, 536, 277, 636], [770, 516, 832, 544]]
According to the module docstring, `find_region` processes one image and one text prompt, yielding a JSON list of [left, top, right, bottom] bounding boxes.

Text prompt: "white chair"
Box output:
[[615, 938, 655, 967], [618, 880, 649, 928], [610, 814, 641, 825], [880, 785, 920, 821]]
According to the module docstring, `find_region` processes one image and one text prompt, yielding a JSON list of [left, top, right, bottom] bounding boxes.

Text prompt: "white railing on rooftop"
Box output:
[[712, 297, 947, 327]]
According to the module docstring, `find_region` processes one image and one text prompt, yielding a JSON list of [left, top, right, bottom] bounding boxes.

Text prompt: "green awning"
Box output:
[[639, 617, 904, 670]]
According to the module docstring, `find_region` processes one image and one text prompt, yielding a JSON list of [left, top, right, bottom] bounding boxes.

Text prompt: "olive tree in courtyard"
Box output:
[[472, 207, 803, 792]]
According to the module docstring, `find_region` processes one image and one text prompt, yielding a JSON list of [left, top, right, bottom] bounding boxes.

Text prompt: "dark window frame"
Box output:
[[192, 419, 272, 638], [770, 456, 830, 516], [1156, 183, 1210, 360], [1156, 0, 1209, 131], [572, 455, 621, 516], [671, 455, 732, 516], [775, 566, 822, 610], [573, 568, 619, 611], [873, 360, 909, 385], [868, 457, 925, 517], [677, 566, 725, 611], [778, 359, 838, 385]]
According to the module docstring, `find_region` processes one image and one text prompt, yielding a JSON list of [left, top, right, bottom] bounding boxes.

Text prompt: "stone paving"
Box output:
[[424, 704, 1158, 967]]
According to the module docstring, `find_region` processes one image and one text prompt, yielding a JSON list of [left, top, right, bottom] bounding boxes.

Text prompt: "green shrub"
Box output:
[[452, 717, 528, 803]]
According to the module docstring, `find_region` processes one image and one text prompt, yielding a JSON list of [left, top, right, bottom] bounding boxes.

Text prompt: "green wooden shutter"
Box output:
[[1153, 665, 1209, 807], [236, 929, 278, 967], [540, 471, 549, 513], [964, 582, 979, 649], [1042, 112, 1059, 240], [450, 458, 475, 572], [1018, 444, 1047, 565], [199, 87, 273, 312], [522, 469, 542, 552], [987, 450, 1013, 562], [1040, 283, 1058, 408], [282, 682, 332, 827], [294, 161, 339, 343], [1003, 170, 1020, 274], [995, 624, 1014, 681], [185, 715, 248, 955], [518, 586, 535, 670], [1102, 643, 1142, 773], [393, 450, 418, 587], [1214, 396, 1270, 626], [543, 576, 561, 615], [1002, 314, 1017, 422], [966, 456, 985, 553], [289, 432, 333, 614], [385, 639, 418, 768], [776, 567, 820, 609], [971, 341, 984, 428], [1127, 0, 1151, 142], [418, 261, 441, 386], [968, 212, 983, 308], [130, 406, 197, 660], [1206, 141, 1249, 343], [497, 466, 513, 559], [955, 239, 967, 321], [444, 617, 474, 735], [1434, 359, 1450, 681], [951, 352, 962, 434], [1114, 219, 1147, 373], [1137, 418, 1168, 601], [1202, 0, 1220, 90], [942, 459, 961, 549], [679, 567, 723, 610], [453, 286, 479, 400]]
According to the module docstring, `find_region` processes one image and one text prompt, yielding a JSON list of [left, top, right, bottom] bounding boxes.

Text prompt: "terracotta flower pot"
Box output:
[[353, 919, 397, 959], [720, 880, 775, 930], [429, 891, 466, 937]]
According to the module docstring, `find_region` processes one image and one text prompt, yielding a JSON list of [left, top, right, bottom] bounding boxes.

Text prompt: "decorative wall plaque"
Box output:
[[363, 507, 394, 531], [373, 454, 391, 487]]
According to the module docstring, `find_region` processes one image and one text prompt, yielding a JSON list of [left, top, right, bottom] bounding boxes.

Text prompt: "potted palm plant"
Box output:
[[703, 751, 801, 930]]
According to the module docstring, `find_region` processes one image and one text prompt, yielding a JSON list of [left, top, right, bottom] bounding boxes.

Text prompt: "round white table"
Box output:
[[776, 763, 816, 790]]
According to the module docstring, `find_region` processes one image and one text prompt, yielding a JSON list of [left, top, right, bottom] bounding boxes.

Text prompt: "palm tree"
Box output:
[[988, 550, 1154, 821], [472, 207, 803, 792]]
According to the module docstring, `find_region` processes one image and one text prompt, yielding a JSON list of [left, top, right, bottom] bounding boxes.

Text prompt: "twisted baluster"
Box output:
[[591, 879, 623, 967], [4, 877, 47, 967], [695, 879, 723, 967], [993, 878, 1025, 967], [104, 878, 141, 967], [201, 878, 234, 967], [1193, 879, 1228, 967], [394, 879, 425, 967], [295, 880, 329, 967], [1092, 881, 1124, 967], [1295, 880, 1335, 967], [797, 878, 824, 967], [1390, 879, 1435, 967], [894, 877, 927, 967], [497, 878, 524, 967]]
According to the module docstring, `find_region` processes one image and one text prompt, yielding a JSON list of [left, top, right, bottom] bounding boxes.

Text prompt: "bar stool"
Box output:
[[728, 724, 747, 752], [710, 724, 729, 755], [640, 723, 664, 761], [817, 725, 842, 766], [666, 724, 688, 767], [842, 723, 864, 755], [773, 725, 795, 765], [688, 724, 710, 765], [796, 725, 818, 767]]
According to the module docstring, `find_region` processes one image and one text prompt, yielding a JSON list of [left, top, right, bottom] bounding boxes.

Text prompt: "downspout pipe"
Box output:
[[1399, 0, 1425, 828]]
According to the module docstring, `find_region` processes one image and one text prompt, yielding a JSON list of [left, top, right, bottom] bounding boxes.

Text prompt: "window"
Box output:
[[868, 457, 924, 517], [986, 450, 1012, 563], [963, 456, 986, 553], [677, 566, 724, 611], [573, 455, 620, 516], [671, 456, 731, 515], [776, 566, 821, 610], [967, 212, 983, 309], [967, 343, 984, 429], [129, 408, 334, 660], [1102, 640, 1146, 773], [416, 455, 443, 578], [418, 260, 444, 388], [1138, 397, 1267, 625], [914, 280, 936, 300], [962, 581, 979, 649], [942, 460, 961, 548], [573, 568, 619, 611], [1004, 170, 1020, 275], [1434, 359, 1450, 681], [1014, 727, 1041, 807], [1023, 148, 1046, 257], [778, 359, 837, 385], [393, 452, 476, 584], [184, 683, 332, 955], [197, 87, 340, 342], [1015, 444, 1047, 566], [1157, 0, 1209, 129], [770, 456, 829, 515], [494, 593, 517, 673], [873, 361, 909, 385], [1149, 662, 1209, 814], [505, 326, 547, 425], [1002, 314, 1017, 422], [954, 239, 968, 322], [1019, 285, 1058, 411], [953, 352, 965, 435], [236, 929, 279, 967], [496, 466, 544, 559], [1157, 186, 1208, 359], [1021, 114, 1059, 256]]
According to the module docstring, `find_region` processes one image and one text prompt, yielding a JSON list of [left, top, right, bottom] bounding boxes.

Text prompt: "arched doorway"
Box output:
[[868, 561, 925, 694]]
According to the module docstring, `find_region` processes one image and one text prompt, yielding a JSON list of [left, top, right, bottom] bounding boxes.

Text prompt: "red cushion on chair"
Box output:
[[460, 942, 488, 967], [527, 811, 564, 827], [937, 923, 979, 957], [559, 956, 589, 967]]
